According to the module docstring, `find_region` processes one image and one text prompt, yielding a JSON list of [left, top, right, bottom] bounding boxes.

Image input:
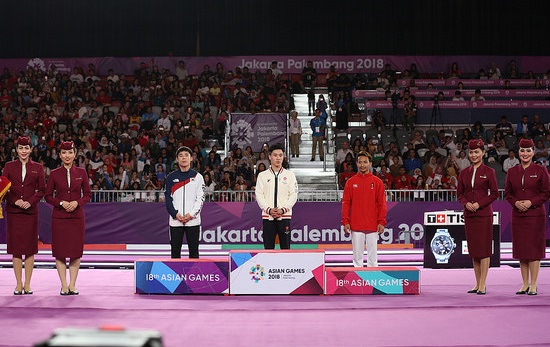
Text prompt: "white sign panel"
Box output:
[[229, 251, 325, 295]]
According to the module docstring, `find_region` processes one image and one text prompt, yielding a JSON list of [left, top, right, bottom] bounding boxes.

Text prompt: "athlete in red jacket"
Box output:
[[341, 151, 387, 267]]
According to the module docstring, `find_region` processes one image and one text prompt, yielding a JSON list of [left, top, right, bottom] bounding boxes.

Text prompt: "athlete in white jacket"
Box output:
[[255, 143, 298, 249], [164, 146, 205, 258]]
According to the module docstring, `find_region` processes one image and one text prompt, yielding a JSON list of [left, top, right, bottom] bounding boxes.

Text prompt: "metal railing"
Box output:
[[88, 189, 506, 203]]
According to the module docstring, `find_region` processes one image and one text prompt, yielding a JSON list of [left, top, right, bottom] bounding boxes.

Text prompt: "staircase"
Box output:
[[288, 93, 338, 195]]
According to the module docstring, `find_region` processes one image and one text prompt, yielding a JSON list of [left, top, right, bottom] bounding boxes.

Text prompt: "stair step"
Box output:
[[290, 92, 337, 191]]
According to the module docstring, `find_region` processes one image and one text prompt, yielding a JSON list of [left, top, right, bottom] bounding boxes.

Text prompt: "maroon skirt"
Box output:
[[6, 213, 39, 256], [511, 215, 546, 260], [51, 217, 85, 259], [464, 214, 493, 258]]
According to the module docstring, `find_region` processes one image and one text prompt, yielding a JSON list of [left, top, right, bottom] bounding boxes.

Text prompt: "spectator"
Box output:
[[423, 155, 440, 178], [455, 150, 471, 172], [307, 90, 315, 116], [371, 110, 386, 130], [470, 89, 485, 101], [516, 115, 533, 138], [203, 172, 217, 201], [426, 165, 448, 189], [448, 62, 462, 78], [376, 160, 393, 189], [452, 90, 465, 101], [157, 109, 171, 131], [301, 60, 317, 91], [334, 94, 349, 130], [409, 63, 420, 79], [533, 140, 549, 166], [488, 62, 502, 79], [502, 149, 520, 173], [270, 61, 283, 80], [388, 155, 403, 178], [338, 162, 356, 189], [140, 106, 158, 131], [256, 151, 270, 172], [477, 67, 488, 79], [114, 166, 129, 189], [490, 131, 509, 161], [530, 114, 547, 138], [414, 174, 426, 190], [339, 153, 357, 173], [461, 128, 473, 148], [411, 131, 426, 150], [310, 109, 325, 161], [507, 59, 520, 79], [494, 115, 514, 136], [394, 166, 412, 190], [404, 149, 423, 175], [242, 146, 256, 167], [326, 65, 339, 94], [402, 95, 417, 131], [317, 94, 328, 120], [471, 121, 487, 141]]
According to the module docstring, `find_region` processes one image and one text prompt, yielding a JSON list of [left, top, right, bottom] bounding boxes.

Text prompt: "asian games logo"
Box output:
[[231, 119, 254, 148], [27, 58, 47, 72], [249, 264, 265, 283]]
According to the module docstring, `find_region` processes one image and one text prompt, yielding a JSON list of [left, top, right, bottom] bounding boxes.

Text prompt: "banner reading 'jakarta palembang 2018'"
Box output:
[[230, 113, 287, 153], [2, 55, 550, 76], [2, 201, 546, 248]]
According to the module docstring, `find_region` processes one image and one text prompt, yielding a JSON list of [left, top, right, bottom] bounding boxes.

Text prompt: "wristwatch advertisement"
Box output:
[[430, 228, 456, 264]]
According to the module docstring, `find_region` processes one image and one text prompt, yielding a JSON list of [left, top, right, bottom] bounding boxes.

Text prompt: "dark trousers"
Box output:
[[169, 225, 200, 258], [262, 219, 291, 249]]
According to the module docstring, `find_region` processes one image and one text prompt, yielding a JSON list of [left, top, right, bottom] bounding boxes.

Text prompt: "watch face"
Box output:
[[431, 235, 454, 255]]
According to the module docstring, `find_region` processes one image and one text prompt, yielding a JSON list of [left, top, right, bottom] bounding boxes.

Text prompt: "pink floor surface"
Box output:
[[0, 266, 549, 347]]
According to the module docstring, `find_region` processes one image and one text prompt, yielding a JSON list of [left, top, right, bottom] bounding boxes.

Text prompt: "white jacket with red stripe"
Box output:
[[255, 167, 298, 220], [164, 168, 205, 227]]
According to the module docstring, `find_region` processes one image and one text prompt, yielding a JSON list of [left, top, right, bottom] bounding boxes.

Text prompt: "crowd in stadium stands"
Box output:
[[0, 58, 549, 201], [330, 60, 550, 191]]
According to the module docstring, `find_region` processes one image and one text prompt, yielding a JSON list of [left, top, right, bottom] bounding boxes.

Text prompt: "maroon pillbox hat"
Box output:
[[519, 138, 535, 148], [17, 136, 31, 147], [468, 139, 484, 150], [60, 141, 75, 151]]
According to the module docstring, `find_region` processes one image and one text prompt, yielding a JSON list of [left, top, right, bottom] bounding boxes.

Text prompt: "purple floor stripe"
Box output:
[[0, 267, 549, 347]]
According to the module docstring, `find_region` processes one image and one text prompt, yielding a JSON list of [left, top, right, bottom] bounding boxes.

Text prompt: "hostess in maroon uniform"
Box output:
[[456, 139, 498, 295], [457, 162, 499, 258], [45, 153, 92, 259], [2, 142, 45, 256], [504, 138, 550, 296], [505, 150, 550, 260]]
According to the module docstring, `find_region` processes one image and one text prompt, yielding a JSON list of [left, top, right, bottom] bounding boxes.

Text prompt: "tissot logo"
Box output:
[[426, 213, 464, 225]]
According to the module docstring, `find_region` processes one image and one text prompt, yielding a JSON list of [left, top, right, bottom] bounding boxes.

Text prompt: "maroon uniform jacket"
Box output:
[[505, 163, 550, 217], [2, 159, 45, 215], [457, 164, 499, 218], [45, 166, 92, 219]]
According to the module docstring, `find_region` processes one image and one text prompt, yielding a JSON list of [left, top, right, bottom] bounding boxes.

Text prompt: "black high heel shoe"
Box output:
[[60, 289, 70, 296], [516, 287, 529, 295], [467, 289, 478, 294], [68, 289, 79, 295], [477, 288, 486, 295], [13, 290, 23, 295], [527, 286, 537, 296]]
